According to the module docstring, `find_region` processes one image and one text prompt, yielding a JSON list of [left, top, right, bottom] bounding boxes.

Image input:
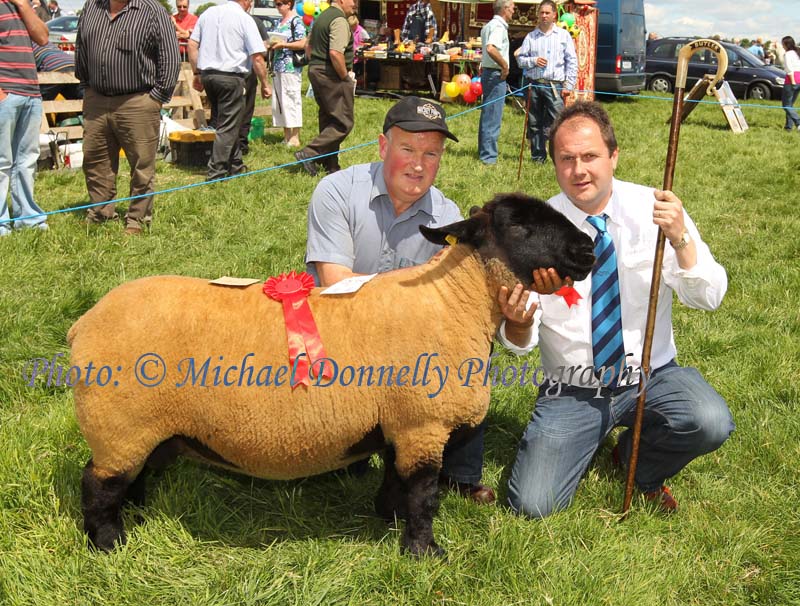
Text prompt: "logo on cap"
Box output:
[[417, 103, 442, 122]]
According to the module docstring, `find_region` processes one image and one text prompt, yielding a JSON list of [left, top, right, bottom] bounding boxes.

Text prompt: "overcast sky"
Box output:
[[645, 0, 800, 44]]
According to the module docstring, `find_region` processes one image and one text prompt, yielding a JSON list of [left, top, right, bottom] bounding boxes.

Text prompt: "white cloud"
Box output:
[[645, 0, 800, 42]]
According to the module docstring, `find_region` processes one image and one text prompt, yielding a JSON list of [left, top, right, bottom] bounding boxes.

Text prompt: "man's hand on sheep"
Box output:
[[531, 267, 571, 295], [498, 284, 536, 327], [498, 284, 537, 348]]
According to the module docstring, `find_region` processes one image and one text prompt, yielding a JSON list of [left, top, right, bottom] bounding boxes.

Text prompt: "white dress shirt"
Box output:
[[498, 179, 728, 386]]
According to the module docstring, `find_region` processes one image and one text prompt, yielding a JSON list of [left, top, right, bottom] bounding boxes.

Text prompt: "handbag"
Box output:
[[289, 17, 308, 68]]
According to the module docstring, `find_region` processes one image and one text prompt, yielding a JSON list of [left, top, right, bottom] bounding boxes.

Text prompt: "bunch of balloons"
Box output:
[[444, 74, 483, 104], [556, 10, 580, 38], [296, 1, 329, 27]]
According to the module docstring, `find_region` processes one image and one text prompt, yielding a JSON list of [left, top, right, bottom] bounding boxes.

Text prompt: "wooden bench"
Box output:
[[37, 63, 272, 140]]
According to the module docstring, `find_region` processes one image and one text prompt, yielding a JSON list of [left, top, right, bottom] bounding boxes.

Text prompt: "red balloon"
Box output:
[[303, 14, 313, 25], [463, 89, 477, 104], [470, 81, 483, 96]]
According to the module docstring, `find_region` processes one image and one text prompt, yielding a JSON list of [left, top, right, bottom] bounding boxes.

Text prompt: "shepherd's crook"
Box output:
[[621, 39, 727, 517], [516, 83, 532, 181]]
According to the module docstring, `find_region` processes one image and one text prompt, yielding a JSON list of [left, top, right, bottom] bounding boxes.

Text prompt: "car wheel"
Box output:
[[747, 83, 771, 101], [648, 76, 672, 94]]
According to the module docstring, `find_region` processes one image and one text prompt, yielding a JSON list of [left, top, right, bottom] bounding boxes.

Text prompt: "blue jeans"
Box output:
[[477, 68, 506, 164], [781, 82, 800, 129], [526, 79, 564, 161], [0, 93, 47, 235], [507, 362, 734, 518]]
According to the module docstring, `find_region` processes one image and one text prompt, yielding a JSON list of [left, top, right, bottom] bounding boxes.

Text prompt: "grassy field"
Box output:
[[0, 88, 798, 605]]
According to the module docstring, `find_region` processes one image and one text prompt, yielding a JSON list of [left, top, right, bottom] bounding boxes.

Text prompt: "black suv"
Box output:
[[646, 37, 786, 100]]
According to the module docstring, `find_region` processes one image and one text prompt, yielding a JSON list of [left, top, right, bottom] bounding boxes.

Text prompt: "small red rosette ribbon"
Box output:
[[555, 285, 582, 308], [263, 271, 332, 388]]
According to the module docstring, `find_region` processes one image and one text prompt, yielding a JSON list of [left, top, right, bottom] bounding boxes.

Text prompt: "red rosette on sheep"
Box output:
[[263, 271, 332, 387]]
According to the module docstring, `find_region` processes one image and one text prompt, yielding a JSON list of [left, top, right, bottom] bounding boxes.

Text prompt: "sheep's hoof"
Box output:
[[87, 527, 126, 553], [401, 539, 446, 558]]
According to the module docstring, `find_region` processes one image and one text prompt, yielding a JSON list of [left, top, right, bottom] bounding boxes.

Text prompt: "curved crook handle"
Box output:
[[676, 38, 728, 94]]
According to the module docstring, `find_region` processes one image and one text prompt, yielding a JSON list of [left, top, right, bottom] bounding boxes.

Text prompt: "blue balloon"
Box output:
[[472, 76, 480, 82], [296, 2, 304, 15]]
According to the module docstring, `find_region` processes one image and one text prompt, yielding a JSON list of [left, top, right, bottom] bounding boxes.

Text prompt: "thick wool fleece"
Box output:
[[68, 245, 515, 483]]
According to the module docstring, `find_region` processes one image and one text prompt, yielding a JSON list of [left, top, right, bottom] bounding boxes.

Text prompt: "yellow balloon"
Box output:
[[445, 81, 461, 98], [319, 1, 329, 11], [303, 1, 315, 16]]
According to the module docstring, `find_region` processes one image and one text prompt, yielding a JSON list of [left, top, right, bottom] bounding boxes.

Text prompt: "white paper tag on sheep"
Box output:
[[320, 274, 377, 295], [209, 277, 262, 287]]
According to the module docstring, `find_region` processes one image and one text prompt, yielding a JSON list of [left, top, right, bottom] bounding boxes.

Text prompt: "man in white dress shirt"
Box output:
[[502, 102, 735, 517]]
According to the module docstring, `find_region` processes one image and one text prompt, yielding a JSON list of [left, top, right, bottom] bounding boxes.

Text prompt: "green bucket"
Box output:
[[248, 117, 265, 141]]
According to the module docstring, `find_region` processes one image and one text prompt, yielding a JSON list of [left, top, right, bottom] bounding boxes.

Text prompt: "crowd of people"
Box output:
[[1, 0, 797, 232]]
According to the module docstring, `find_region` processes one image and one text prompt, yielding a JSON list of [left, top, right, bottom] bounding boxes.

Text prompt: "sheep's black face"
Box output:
[[420, 193, 595, 285]]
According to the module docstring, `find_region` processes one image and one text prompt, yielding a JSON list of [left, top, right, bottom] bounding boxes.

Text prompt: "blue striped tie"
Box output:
[[587, 214, 625, 384]]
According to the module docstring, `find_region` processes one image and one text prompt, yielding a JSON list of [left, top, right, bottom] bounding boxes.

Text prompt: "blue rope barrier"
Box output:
[[1, 81, 794, 227]]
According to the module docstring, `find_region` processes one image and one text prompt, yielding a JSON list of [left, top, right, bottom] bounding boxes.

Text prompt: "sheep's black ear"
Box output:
[[419, 214, 487, 247], [468, 205, 481, 217]]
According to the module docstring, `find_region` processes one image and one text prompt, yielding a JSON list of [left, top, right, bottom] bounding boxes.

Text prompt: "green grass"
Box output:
[[1, 89, 799, 605]]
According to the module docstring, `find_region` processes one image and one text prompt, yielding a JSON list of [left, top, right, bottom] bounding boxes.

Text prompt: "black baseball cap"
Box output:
[[383, 96, 459, 142]]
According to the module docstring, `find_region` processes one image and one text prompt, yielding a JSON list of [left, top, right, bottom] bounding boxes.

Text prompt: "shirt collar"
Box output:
[[561, 178, 621, 230], [492, 14, 509, 28]]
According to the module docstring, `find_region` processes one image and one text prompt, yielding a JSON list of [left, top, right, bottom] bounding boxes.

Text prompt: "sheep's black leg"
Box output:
[[81, 459, 130, 552], [400, 465, 444, 558], [124, 470, 147, 507], [375, 447, 408, 522]]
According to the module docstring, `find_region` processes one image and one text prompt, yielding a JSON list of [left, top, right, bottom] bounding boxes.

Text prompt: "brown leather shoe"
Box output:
[[644, 485, 679, 513], [613, 444, 678, 513], [447, 481, 496, 505], [124, 226, 143, 236]]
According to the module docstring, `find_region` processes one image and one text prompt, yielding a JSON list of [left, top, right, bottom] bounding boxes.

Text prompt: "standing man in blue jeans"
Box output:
[[514, 0, 576, 163], [477, 0, 514, 165], [501, 102, 735, 517], [0, 0, 49, 236]]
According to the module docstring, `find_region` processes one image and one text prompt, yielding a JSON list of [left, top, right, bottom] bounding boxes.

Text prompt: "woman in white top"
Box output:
[[780, 36, 800, 131]]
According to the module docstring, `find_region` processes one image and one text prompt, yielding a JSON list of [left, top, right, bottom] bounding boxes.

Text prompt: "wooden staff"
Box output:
[[621, 39, 728, 517], [516, 82, 531, 182]]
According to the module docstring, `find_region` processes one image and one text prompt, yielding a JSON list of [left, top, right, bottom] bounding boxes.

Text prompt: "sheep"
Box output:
[[68, 193, 595, 556]]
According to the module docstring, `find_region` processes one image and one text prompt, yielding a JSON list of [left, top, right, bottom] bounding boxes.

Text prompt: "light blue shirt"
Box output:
[[516, 25, 577, 89], [480, 15, 509, 70], [191, 1, 266, 73], [305, 162, 463, 284], [747, 44, 764, 59]]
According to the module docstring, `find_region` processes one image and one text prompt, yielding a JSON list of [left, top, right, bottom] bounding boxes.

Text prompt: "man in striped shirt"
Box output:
[[75, 0, 180, 235], [514, 0, 576, 163], [32, 42, 80, 100], [0, 0, 50, 236]]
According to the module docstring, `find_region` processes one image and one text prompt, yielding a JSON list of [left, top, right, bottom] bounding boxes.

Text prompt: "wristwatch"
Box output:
[[670, 229, 691, 250]]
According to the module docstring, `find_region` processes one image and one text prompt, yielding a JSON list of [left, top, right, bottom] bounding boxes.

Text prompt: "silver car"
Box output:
[[47, 15, 79, 53]]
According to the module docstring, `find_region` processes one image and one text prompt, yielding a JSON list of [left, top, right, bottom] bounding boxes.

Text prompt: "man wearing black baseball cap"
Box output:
[[304, 96, 532, 505]]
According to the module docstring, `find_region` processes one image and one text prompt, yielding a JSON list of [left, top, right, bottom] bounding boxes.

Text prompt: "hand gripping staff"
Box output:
[[621, 39, 728, 517]]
